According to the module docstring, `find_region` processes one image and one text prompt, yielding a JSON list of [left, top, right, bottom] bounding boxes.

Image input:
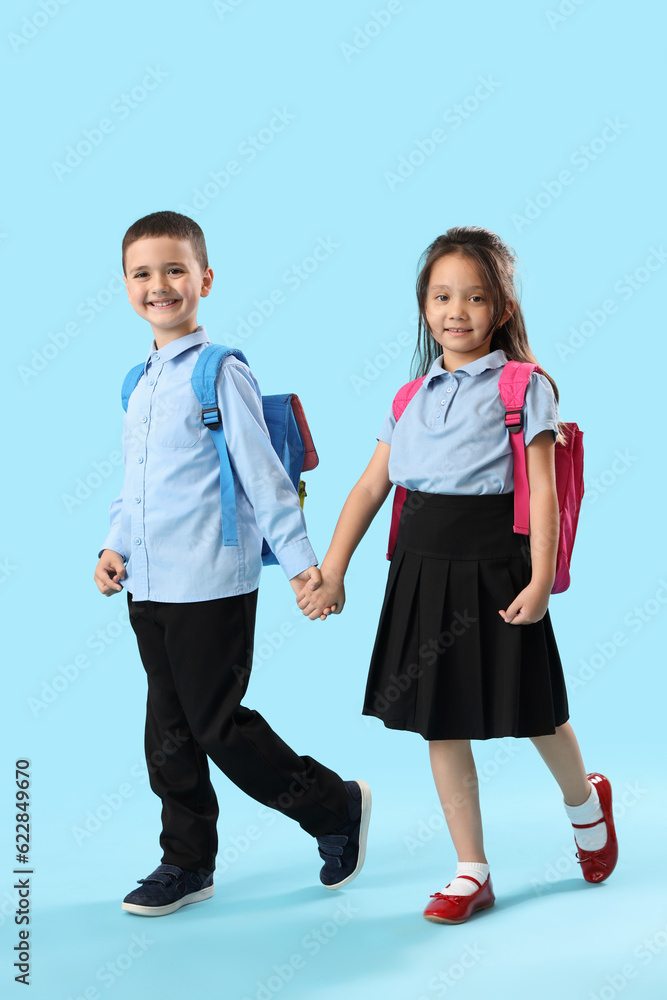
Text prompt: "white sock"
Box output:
[[564, 782, 607, 851], [441, 862, 490, 897]]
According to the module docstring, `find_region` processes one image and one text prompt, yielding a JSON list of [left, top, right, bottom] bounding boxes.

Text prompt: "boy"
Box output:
[[94, 210, 370, 916]]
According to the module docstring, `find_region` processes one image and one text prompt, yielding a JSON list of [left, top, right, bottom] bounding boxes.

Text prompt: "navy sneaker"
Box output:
[[122, 864, 214, 916], [316, 780, 371, 889]]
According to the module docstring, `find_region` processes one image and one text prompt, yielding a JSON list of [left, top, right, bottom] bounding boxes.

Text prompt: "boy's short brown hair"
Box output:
[[122, 210, 208, 275]]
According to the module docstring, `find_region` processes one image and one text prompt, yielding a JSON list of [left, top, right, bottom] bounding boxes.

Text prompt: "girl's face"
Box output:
[[424, 253, 512, 371]]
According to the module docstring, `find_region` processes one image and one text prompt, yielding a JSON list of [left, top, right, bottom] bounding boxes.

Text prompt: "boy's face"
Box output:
[[123, 236, 213, 346]]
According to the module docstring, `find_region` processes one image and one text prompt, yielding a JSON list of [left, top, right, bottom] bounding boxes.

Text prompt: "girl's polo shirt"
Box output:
[[378, 349, 559, 495]]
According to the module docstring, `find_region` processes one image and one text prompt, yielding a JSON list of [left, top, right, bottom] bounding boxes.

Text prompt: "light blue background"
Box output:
[[3, 1, 666, 998]]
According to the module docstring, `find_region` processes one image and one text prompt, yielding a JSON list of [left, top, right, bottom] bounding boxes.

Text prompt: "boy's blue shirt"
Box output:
[[100, 325, 317, 602]]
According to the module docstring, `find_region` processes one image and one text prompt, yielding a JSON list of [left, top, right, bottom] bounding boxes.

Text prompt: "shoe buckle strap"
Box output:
[[137, 873, 178, 886], [317, 846, 345, 865], [571, 818, 605, 829], [454, 874, 482, 889], [317, 834, 347, 852], [138, 864, 183, 887]]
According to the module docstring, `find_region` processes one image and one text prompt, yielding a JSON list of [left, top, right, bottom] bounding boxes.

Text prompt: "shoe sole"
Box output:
[[323, 779, 372, 890], [122, 884, 215, 916], [424, 900, 495, 925]]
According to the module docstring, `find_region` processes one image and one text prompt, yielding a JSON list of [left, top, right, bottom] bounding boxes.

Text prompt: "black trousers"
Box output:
[[127, 589, 348, 874]]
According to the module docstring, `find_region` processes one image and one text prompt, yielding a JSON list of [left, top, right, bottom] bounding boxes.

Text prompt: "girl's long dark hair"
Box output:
[[411, 227, 561, 412]]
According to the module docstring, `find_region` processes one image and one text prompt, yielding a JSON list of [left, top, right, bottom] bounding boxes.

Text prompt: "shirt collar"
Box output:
[[423, 348, 508, 385], [145, 325, 211, 369]]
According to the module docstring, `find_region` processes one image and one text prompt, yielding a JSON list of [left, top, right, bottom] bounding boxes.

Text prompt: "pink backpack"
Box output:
[[385, 360, 584, 594]]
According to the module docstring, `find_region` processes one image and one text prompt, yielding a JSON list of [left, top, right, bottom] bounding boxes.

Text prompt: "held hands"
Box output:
[[295, 567, 346, 621], [498, 580, 551, 625], [289, 565, 323, 601], [94, 550, 127, 596]]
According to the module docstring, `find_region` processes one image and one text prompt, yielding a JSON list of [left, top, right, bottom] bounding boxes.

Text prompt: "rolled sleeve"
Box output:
[[218, 363, 318, 580], [524, 372, 560, 446]]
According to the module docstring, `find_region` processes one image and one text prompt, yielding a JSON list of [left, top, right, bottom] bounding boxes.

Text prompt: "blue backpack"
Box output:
[[121, 344, 319, 566]]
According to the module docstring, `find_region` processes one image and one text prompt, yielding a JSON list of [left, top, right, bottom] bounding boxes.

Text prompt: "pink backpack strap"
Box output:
[[386, 376, 427, 559], [392, 376, 427, 420], [498, 361, 542, 535]]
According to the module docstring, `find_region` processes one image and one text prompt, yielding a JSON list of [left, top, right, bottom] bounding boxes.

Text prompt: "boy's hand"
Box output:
[[289, 565, 322, 601], [297, 570, 345, 621], [94, 550, 127, 596]]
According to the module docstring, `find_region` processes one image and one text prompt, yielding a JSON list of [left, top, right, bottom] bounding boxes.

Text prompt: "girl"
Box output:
[[297, 226, 617, 923]]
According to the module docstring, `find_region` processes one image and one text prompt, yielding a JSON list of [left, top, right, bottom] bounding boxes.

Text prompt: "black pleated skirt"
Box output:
[[362, 491, 569, 740]]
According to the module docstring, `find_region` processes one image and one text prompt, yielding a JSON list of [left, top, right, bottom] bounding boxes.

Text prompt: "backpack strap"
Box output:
[[121, 363, 146, 412], [498, 360, 542, 534], [392, 376, 427, 420], [387, 376, 427, 559], [191, 344, 250, 429], [190, 344, 250, 547]]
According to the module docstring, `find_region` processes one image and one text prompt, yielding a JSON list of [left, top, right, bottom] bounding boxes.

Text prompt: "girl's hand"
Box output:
[[498, 581, 551, 624], [297, 571, 346, 621]]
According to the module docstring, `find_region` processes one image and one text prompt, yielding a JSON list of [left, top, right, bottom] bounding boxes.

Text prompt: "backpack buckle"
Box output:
[[504, 409, 524, 434], [202, 407, 221, 430]]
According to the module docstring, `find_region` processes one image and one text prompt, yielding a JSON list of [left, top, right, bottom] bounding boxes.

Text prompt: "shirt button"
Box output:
[[137, 457, 144, 464], [154, 354, 160, 361], [134, 496, 141, 503], [141, 416, 148, 423], [446, 387, 453, 393], [148, 379, 154, 386], [440, 400, 446, 405], [134, 537, 142, 545]]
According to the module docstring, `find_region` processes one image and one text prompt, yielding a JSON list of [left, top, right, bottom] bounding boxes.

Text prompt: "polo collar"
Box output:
[[424, 348, 508, 385], [145, 325, 211, 370]]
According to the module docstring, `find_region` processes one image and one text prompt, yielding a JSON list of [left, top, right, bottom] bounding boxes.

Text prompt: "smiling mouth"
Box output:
[[445, 328, 472, 334], [148, 299, 179, 309]]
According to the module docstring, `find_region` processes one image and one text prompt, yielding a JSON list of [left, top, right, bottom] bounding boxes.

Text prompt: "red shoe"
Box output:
[[423, 875, 495, 924], [573, 773, 618, 883]]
